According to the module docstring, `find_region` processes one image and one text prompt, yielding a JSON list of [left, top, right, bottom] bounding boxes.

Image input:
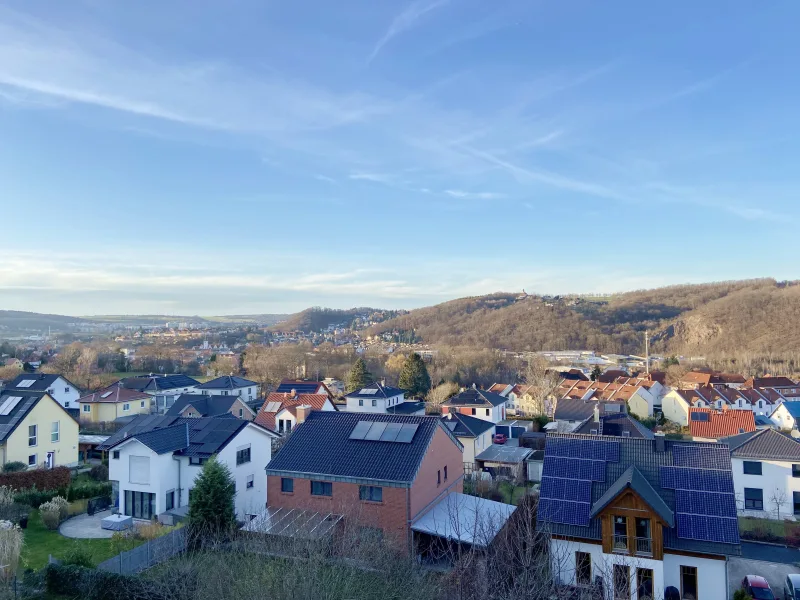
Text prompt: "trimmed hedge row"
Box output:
[[68, 481, 112, 501], [0, 466, 71, 491], [44, 564, 195, 600], [13, 487, 68, 509]]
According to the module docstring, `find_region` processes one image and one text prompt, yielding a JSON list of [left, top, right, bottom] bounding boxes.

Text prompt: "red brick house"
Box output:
[[264, 411, 464, 551]]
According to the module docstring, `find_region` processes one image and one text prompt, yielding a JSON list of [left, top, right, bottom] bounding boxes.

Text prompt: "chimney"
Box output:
[[654, 431, 665, 452], [593, 404, 600, 423], [296, 404, 312, 425], [290, 388, 297, 399], [381, 378, 386, 387]]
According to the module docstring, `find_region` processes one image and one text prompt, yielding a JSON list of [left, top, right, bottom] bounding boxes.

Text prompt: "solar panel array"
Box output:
[[673, 444, 731, 470], [16, 380, 35, 388], [539, 437, 621, 527], [348, 420, 419, 443], [661, 445, 739, 546], [0, 395, 37, 441], [0, 396, 22, 416]]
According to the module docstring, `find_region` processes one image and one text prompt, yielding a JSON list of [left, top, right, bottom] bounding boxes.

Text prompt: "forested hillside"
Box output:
[[366, 279, 800, 356]]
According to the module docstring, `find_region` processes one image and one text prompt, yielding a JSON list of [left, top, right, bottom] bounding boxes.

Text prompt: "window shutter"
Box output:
[[129, 455, 151, 484]]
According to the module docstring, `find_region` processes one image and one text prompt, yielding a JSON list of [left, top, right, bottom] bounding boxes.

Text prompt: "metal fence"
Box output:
[[97, 527, 187, 575]]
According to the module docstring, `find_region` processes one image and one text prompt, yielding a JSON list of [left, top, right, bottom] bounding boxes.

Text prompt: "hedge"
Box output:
[[68, 481, 112, 501], [44, 564, 194, 600], [0, 466, 70, 492], [14, 487, 68, 509]]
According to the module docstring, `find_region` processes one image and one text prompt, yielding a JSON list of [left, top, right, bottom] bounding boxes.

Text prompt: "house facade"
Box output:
[[770, 401, 800, 431], [119, 374, 200, 414], [265, 411, 464, 550], [79, 384, 152, 423], [441, 388, 507, 423], [196, 375, 260, 402], [540, 433, 740, 600], [440, 412, 495, 467], [6, 373, 81, 409], [255, 391, 337, 434], [0, 390, 79, 469], [166, 394, 255, 421], [722, 429, 800, 520], [344, 383, 408, 413], [100, 415, 277, 521]]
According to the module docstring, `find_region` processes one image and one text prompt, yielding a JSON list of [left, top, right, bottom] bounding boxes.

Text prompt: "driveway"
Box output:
[[728, 544, 800, 599], [59, 510, 114, 539]]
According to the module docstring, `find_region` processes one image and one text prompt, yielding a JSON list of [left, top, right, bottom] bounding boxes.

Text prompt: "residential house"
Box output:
[[596, 369, 630, 384], [255, 391, 337, 434], [99, 414, 278, 521], [275, 380, 332, 398], [5, 373, 80, 409], [722, 428, 800, 521], [119, 374, 200, 414], [344, 383, 425, 416], [553, 398, 627, 432], [0, 390, 79, 469], [662, 388, 712, 426], [572, 410, 655, 439], [440, 412, 495, 468], [769, 401, 800, 432], [166, 394, 256, 421], [540, 432, 740, 600], [688, 408, 756, 441], [264, 411, 469, 553], [556, 378, 664, 418], [441, 387, 508, 423], [79, 384, 152, 423], [196, 375, 260, 403], [744, 377, 799, 392], [475, 444, 533, 481]]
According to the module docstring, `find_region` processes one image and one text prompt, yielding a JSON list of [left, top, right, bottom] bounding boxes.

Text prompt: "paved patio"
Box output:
[[59, 510, 115, 539]]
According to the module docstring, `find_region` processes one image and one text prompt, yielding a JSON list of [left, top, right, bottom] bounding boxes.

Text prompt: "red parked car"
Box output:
[[742, 576, 776, 600], [493, 433, 507, 444]]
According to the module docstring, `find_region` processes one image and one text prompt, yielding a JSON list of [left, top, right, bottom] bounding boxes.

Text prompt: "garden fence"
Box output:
[[96, 527, 187, 575]]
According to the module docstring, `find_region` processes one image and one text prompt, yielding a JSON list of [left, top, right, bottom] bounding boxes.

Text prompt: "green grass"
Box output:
[[497, 481, 530, 505], [21, 510, 133, 571], [739, 515, 788, 537]]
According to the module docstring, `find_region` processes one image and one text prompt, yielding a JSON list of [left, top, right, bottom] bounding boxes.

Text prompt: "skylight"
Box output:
[[0, 396, 22, 416], [100, 391, 113, 398], [360, 388, 378, 395], [16, 380, 35, 388]]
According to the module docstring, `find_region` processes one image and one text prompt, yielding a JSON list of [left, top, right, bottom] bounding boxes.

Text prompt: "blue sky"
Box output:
[[1, 0, 799, 316]]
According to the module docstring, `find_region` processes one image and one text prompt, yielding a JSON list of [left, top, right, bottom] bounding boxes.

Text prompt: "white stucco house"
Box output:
[[100, 415, 278, 521], [769, 401, 800, 432], [344, 383, 410, 413], [196, 375, 260, 402], [722, 428, 800, 520], [440, 412, 495, 468], [5, 373, 81, 409], [540, 433, 740, 600], [441, 387, 508, 424]]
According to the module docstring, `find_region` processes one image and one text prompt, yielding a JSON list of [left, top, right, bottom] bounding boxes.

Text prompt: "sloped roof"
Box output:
[[346, 382, 406, 399], [689, 408, 756, 439], [165, 394, 246, 417], [573, 413, 654, 439], [254, 393, 332, 430], [745, 377, 797, 389], [197, 375, 257, 390], [443, 388, 507, 408], [777, 401, 800, 419], [0, 390, 74, 442], [589, 465, 674, 527], [126, 423, 189, 454], [275, 380, 331, 397], [8, 373, 79, 393], [119, 374, 200, 392], [386, 401, 426, 415], [266, 412, 456, 485], [79, 385, 150, 404], [722, 428, 800, 460], [411, 492, 516, 548], [441, 412, 495, 438]]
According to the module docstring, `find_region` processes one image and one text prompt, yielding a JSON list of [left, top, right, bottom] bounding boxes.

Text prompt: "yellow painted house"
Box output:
[[0, 390, 79, 469], [79, 384, 152, 423]]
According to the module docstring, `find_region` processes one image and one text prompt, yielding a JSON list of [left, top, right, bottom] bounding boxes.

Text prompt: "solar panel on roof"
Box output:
[[538, 497, 591, 526], [360, 388, 378, 395], [675, 490, 737, 518], [660, 466, 734, 493], [673, 445, 731, 470], [100, 391, 113, 399], [349, 421, 373, 440], [0, 396, 22, 416], [544, 457, 606, 482], [540, 477, 591, 503], [395, 423, 419, 443], [380, 422, 403, 442], [690, 412, 709, 422], [364, 421, 389, 441], [16, 380, 35, 388], [546, 437, 620, 462], [676, 513, 739, 544]]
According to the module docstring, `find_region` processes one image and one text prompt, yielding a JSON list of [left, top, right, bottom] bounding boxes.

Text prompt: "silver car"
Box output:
[[784, 574, 800, 600]]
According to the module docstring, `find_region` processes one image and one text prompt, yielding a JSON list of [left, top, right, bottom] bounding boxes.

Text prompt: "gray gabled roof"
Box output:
[[0, 390, 75, 442], [165, 394, 246, 417], [346, 383, 406, 399], [124, 423, 189, 454], [573, 413, 654, 439], [441, 412, 495, 438], [386, 401, 426, 415], [553, 398, 597, 421], [722, 428, 800, 461], [443, 388, 507, 408], [7, 373, 79, 393], [589, 465, 674, 527], [197, 375, 257, 390]]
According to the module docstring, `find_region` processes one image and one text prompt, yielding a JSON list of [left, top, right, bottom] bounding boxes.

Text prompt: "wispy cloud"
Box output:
[[444, 189, 505, 199], [348, 172, 397, 184], [368, 0, 451, 63], [313, 174, 337, 184]]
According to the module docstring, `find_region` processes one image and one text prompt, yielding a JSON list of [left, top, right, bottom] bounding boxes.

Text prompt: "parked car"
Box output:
[[784, 574, 800, 600], [742, 576, 775, 600], [493, 433, 507, 445]]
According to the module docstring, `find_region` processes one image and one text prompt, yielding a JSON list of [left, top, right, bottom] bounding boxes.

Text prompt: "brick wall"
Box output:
[[267, 476, 410, 547], [409, 427, 464, 518]]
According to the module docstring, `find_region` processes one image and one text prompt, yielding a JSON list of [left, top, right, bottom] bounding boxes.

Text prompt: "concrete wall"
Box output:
[[5, 394, 79, 467]]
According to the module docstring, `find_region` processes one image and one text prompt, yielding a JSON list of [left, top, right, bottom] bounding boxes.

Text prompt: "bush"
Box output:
[[89, 464, 109, 482], [68, 481, 112, 502], [0, 466, 70, 492], [50, 495, 69, 521], [1, 462, 26, 474], [734, 589, 752, 600], [0, 486, 14, 508], [39, 502, 61, 531], [14, 487, 67, 509], [62, 543, 94, 568], [0, 521, 23, 579], [44, 563, 154, 600]]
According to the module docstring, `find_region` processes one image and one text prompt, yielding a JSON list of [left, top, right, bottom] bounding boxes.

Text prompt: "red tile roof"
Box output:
[[254, 393, 331, 429], [689, 407, 756, 439]]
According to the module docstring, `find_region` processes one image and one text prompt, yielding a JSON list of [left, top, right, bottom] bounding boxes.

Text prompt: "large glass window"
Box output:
[[165, 491, 175, 511], [575, 552, 591, 586], [635, 518, 652, 555], [745, 488, 764, 510], [311, 480, 332, 496], [637, 568, 654, 600], [124, 490, 156, 519], [743, 461, 762, 475], [236, 447, 251, 465], [794, 491, 800, 515], [613, 516, 628, 550], [613, 565, 630, 600]]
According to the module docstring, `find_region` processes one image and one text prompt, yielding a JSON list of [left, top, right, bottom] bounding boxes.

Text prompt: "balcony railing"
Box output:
[[612, 535, 628, 552], [634, 537, 653, 556], [612, 535, 653, 556]]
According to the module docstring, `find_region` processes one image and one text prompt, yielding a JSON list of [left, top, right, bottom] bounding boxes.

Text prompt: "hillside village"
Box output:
[[4, 348, 800, 599]]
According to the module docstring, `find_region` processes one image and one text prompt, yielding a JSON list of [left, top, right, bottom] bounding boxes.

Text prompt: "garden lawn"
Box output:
[[22, 510, 128, 571]]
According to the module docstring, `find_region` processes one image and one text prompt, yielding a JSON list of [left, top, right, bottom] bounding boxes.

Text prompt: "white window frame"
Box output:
[[28, 425, 37, 447], [28, 454, 37, 466], [123, 403, 130, 412], [83, 404, 91, 413], [246, 474, 254, 489], [51, 421, 60, 443]]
